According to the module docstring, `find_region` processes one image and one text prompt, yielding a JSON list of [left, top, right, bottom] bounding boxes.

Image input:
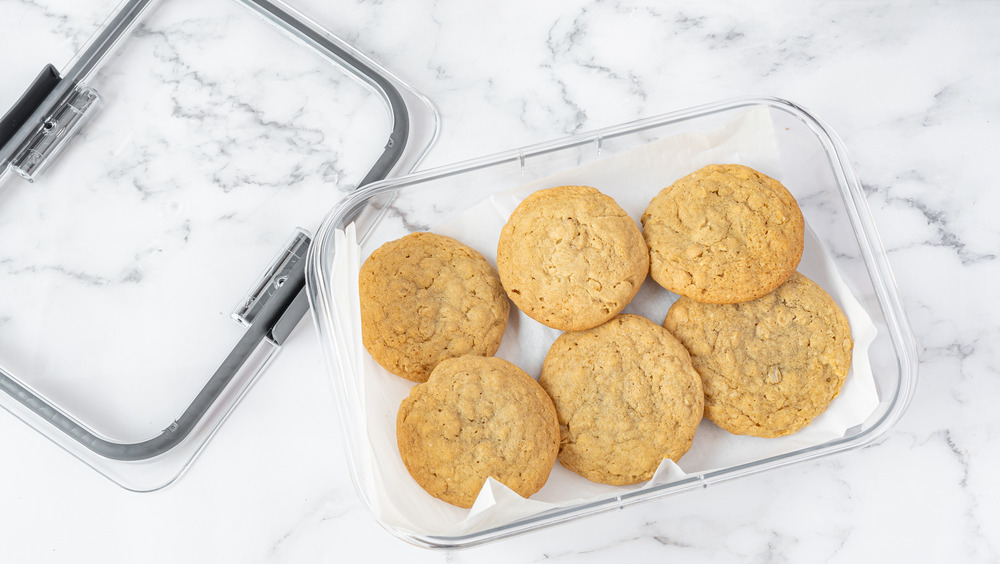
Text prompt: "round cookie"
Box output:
[[641, 164, 804, 304], [396, 355, 560, 508], [663, 271, 853, 438], [359, 232, 509, 383], [539, 314, 704, 485], [496, 185, 649, 331]]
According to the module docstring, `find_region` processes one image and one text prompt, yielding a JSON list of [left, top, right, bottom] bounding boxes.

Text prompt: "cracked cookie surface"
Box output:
[[396, 355, 560, 508], [642, 164, 804, 304], [359, 232, 509, 383], [539, 314, 704, 485], [497, 185, 649, 331], [663, 272, 853, 438]]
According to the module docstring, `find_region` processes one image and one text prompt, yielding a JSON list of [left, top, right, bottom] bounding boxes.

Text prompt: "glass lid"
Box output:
[[0, 0, 437, 490]]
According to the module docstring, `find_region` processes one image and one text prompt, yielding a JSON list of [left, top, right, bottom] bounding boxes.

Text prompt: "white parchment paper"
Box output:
[[330, 107, 879, 538]]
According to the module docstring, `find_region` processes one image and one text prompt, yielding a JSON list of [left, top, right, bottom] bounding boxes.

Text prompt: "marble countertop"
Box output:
[[1, 0, 997, 561]]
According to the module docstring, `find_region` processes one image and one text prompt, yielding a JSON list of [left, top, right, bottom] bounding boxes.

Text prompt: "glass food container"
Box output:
[[305, 97, 918, 548]]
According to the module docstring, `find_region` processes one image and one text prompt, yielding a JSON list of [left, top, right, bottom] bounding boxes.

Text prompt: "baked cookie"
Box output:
[[641, 164, 804, 304], [396, 355, 560, 508], [539, 314, 704, 485], [359, 232, 509, 383], [663, 272, 853, 438], [497, 185, 649, 331]]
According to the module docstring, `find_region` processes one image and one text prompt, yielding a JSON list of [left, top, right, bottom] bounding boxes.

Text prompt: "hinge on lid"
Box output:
[[9, 85, 102, 181]]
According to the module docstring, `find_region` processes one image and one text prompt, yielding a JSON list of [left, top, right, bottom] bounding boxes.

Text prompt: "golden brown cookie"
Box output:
[[359, 232, 509, 383], [539, 314, 704, 485], [496, 185, 649, 332], [641, 164, 804, 304], [396, 355, 560, 508], [663, 272, 853, 438]]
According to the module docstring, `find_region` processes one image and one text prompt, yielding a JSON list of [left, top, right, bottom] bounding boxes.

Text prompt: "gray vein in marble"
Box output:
[[538, 538, 640, 561], [130, 24, 347, 193], [944, 429, 971, 488], [1, 261, 114, 286], [673, 12, 706, 33], [178, 218, 192, 243], [105, 144, 160, 200], [923, 83, 965, 128], [541, 19, 589, 133], [548, 72, 588, 133], [652, 533, 693, 549], [264, 491, 356, 561], [319, 158, 349, 186], [542, 8, 662, 119], [576, 56, 649, 103], [760, 529, 799, 564], [382, 200, 431, 233], [765, 34, 816, 77], [713, 29, 746, 46], [426, 3, 448, 79], [922, 337, 978, 377], [827, 528, 851, 563], [864, 177, 997, 265], [873, 428, 998, 562], [934, 429, 998, 561], [669, 10, 747, 50], [212, 167, 310, 193], [16, 0, 89, 52]]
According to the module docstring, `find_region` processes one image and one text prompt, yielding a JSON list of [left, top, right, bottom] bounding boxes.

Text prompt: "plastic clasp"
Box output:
[[9, 85, 102, 181], [232, 229, 312, 329]]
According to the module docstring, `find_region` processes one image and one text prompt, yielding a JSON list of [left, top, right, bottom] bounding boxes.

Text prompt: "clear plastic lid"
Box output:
[[0, 0, 437, 490]]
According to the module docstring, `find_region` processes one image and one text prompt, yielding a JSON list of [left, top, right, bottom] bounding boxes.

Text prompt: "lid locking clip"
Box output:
[[10, 85, 102, 181], [232, 229, 312, 330]]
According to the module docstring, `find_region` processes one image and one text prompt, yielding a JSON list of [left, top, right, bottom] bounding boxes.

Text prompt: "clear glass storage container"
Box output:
[[305, 96, 918, 548]]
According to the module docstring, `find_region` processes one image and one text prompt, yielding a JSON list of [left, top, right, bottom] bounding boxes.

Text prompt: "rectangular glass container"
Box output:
[[305, 96, 918, 548]]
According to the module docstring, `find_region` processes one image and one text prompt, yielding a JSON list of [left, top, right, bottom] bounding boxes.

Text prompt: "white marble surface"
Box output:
[[0, 0, 998, 561]]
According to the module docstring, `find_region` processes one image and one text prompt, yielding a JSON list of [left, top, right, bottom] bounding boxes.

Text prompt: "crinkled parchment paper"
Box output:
[[329, 107, 879, 538]]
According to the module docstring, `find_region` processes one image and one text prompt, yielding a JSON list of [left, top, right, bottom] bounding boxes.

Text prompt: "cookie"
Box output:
[[663, 271, 853, 438], [359, 232, 509, 383], [539, 314, 704, 485], [396, 355, 560, 508], [496, 185, 649, 331], [641, 164, 804, 304]]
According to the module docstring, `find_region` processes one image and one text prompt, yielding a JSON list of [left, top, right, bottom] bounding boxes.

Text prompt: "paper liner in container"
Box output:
[[326, 106, 880, 538]]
